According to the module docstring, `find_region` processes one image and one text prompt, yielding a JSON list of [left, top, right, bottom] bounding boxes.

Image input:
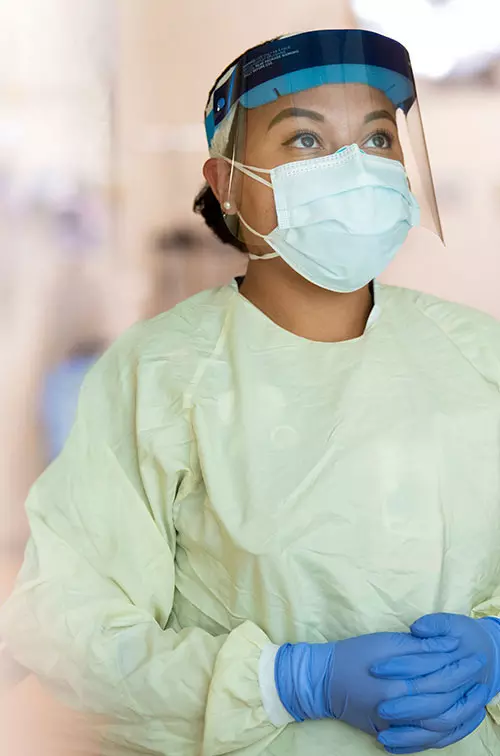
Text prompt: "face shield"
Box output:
[[205, 30, 443, 265]]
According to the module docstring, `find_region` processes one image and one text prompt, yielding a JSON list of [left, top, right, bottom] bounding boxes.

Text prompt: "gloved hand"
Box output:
[[372, 613, 500, 753], [274, 631, 476, 736], [376, 688, 489, 754]]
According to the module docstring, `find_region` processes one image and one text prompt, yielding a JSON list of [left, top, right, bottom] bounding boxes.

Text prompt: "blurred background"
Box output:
[[1, 0, 500, 753]]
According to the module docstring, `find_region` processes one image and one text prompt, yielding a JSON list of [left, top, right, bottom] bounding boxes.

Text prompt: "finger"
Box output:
[[420, 684, 490, 732], [383, 747, 435, 755], [410, 613, 454, 638], [378, 725, 442, 751], [386, 633, 459, 656], [405, 655, 486, 695], [430, 707, 486, 748], [373, 651, 485, 686], [380, 705, 487, 753], [378, 683, 473, 723], [372, 652, 459, 679], [383, 749, 430, 755], [415, 636, 460, 654]]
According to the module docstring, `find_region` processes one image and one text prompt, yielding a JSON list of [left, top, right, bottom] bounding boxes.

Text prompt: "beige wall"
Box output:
[[114, 0, 357, 260], [0, 0, 113, 185], [380, 80, 500, 317]]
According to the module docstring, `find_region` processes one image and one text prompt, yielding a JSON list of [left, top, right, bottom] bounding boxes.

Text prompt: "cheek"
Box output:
[[391, 137, 405, 164], [238, 174, 277, 236]]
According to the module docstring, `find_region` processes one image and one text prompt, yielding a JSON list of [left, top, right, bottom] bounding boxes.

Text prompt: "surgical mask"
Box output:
[[222, 144, 420, 293]]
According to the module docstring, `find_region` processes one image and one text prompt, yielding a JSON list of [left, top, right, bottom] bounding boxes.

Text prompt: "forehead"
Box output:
[[245, 83, 396, 129]]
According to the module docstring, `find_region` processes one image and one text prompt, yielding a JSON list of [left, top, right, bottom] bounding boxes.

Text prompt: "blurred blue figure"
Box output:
[[43, 353, 99, 460], [40, 182, 104, 460]]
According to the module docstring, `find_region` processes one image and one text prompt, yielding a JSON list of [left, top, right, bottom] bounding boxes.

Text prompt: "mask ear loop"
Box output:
[[237, 213, 279, 260], [217, 153, 278, 260], [219, 155, 273, 188]]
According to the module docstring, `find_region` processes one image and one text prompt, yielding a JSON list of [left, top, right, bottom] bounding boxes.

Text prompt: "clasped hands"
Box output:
[[275, 613, 500, 753]]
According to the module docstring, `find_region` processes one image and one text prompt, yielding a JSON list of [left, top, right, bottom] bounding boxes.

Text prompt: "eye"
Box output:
[[285, 131, 323, 150], [363, 130, 394, 151]]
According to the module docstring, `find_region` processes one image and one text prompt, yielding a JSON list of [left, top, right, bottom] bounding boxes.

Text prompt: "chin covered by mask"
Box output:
[[222, 144, 420, 293]]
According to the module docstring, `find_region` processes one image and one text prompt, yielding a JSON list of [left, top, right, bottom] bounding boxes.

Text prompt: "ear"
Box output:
[[203, 158, 238, 216]]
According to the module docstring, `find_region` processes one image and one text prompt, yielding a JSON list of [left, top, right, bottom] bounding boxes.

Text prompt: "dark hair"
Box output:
[[193, 183, 247, 253]]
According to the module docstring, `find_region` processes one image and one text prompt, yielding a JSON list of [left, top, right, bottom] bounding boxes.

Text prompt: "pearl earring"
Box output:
[[223, 201, 232, 211]]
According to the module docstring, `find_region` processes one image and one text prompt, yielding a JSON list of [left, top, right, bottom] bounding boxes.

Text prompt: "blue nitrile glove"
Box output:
[[412, 614, 500, 702], [378, 705, 488, 754], [372, 613, 500, 753], [274, 631, 465, 736]]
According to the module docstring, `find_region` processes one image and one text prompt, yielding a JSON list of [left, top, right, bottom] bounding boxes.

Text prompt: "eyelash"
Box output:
[[363, 128, 394, 147], [282, 130, 324, 148], [282, 127, 395, 150]]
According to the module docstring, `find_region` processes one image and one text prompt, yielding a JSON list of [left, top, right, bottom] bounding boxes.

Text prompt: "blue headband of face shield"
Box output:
[[204, 29, 416, 149]]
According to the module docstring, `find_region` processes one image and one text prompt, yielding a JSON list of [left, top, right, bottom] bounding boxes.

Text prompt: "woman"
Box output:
[[2, 29, 500, 756]]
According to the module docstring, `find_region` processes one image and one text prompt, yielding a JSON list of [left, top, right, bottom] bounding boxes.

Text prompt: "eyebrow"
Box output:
[[363, 109, 397, 127], [267, 107, 325, 131]]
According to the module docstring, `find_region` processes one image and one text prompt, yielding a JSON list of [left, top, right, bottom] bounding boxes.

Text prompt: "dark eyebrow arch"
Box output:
[[363, 109, 397, 127], [267, 107, 325, 131]]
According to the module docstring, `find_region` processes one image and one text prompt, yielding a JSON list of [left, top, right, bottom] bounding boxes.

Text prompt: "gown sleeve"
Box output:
[[472, 597, 500, 720], [0, 325, 286, 756]]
